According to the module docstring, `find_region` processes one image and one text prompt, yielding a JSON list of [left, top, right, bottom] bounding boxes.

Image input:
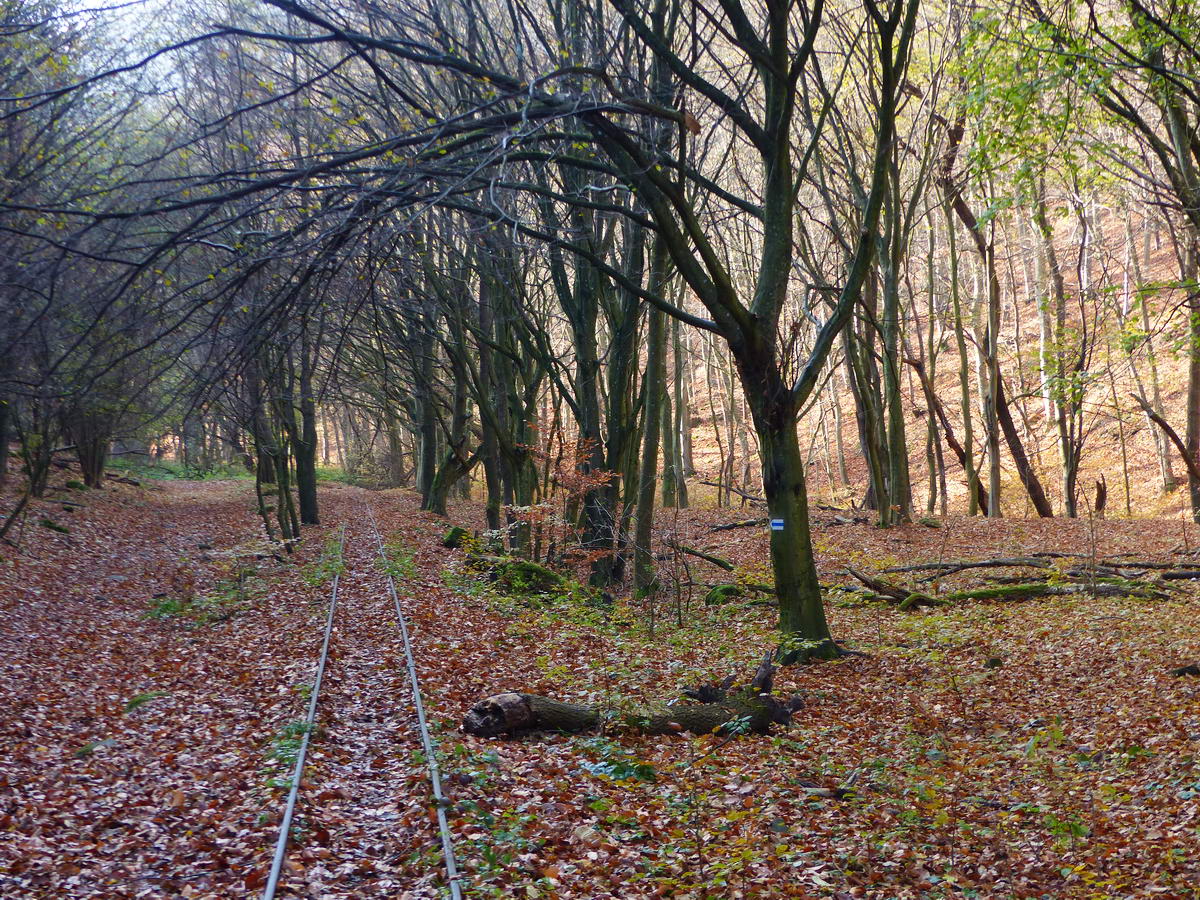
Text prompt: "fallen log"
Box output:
[[882, 558, 1053, 576], [461, 692, 798, 737], [933, 581, 1170, 604], [462, 653, 801, 738], [848, 568, 1171, 608], [846, 568, 938, 607], [705, 584, 745, 605], [883, 556, 1200, 582]]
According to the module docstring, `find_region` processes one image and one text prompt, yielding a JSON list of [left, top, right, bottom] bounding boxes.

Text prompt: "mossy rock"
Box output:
[[442, 526, 469, 549], [65, 480, 87, 490], [704, 584, 745, 606]]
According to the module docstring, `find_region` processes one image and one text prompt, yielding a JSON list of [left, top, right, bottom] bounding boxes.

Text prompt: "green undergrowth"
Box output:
[[107, 456, 252, 481], [446, 742, 553, 896], [443, 554, 761, 703], [123, 690, 170, 713], [315, 465, 355, 484], [442, 557, 608, 622], [262, 719, 316, 793], [301, 535, 345, 586], [377, 534, 416, 580], [146, 562, 265, 625]]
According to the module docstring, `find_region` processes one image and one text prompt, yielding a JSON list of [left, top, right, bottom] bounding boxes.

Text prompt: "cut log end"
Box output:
[[461, 692, 539, 737]]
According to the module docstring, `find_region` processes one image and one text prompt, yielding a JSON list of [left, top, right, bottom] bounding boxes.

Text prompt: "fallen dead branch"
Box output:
[[882, 557, 1053, 577], [709, 518, 768, 532], [698, 481, 766, 504], [665, 540, 736, 571]]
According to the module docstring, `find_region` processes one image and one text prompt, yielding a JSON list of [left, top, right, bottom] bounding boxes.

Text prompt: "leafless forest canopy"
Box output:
[[3, 0, 1200, 633]]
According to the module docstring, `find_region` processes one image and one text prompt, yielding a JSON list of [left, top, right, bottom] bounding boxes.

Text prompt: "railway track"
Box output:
[[262, 507, 461, 899]]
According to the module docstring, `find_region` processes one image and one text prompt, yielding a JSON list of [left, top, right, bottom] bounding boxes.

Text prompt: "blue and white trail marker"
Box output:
[[769, 518, 785, 531]]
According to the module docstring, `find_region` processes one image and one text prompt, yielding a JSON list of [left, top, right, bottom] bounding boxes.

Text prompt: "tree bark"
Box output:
[[461, 692, 791, 738], [0, 395, 10, 487], [296, 330, 319, 525], [634, 251, 668, 594]]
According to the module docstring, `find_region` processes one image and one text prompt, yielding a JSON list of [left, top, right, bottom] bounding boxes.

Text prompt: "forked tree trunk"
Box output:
[[0, 395, 10, 487]]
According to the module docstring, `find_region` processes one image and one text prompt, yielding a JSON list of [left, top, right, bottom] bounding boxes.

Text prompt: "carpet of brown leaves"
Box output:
[[2, 476, 1198, 898]]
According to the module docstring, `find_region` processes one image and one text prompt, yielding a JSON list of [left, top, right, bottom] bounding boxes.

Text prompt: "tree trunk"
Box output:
[[0, 395, 10, 487], [996, 377, 1054, 517], [296, 332, 320, 525], [671, 316, 690, 506], [945, 203, 981, 515], [660, 376, 677, 507], [1126, 208, 1177, 492], [752, 401, 834, 654], [77, 427, 110, 489], [426, 449, 477, 517], [635, 300, 666, 595], [1184, 236, 1200, 521], [905, 356, 989, 511]]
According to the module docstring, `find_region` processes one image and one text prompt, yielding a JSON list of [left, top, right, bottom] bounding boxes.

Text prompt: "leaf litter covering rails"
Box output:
[[2, 479, 1200, 896], [261, 525, 346, 900], [258, 506, 461, 898], [366, 504, 462, 899], [0, 479, 346, 898], [0, 481, 459, 899]]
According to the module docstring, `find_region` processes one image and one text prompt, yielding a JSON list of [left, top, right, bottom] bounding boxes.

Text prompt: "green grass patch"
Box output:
[[315, 465, 355, 484], [268, 720, 315, 767], [107, 456, 252, 482], [146, 569, 264, 625], [378, 536, 416, 580], [262, 720, 317, 792], [74, 738, 116, 758], [302, 536, 345, 586], [123, 690, 169, 713]]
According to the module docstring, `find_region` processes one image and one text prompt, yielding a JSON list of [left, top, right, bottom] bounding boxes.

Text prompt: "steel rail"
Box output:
[[262, 524, 346, 900], [365, 504, 464, 900]]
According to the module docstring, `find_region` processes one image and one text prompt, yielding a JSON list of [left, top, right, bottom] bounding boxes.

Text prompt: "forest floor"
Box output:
[[2, 474, 1199, 899]]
